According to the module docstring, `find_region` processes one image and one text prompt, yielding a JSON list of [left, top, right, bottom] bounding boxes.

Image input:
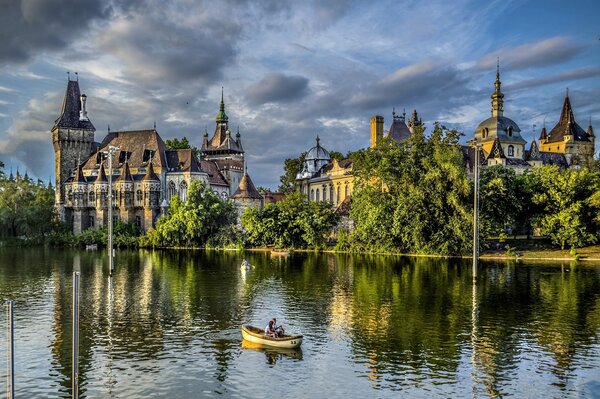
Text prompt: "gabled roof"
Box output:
[[54, 80, 95, 131], [546, 95, 590, 143], [165, 149, 203, 173], [487, 137, 506, 159], [231, 172, 262, 199]]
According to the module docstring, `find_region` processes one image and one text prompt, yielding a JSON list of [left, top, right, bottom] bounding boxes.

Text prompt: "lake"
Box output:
[[0, 248, 599, 398]]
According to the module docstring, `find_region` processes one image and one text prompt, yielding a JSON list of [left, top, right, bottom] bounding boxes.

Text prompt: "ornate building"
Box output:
[[53, 78, 259, 233], [467, 64, 595, 174]]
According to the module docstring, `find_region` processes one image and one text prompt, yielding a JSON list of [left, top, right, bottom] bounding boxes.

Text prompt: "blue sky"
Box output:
[[0, 0, 598, 189]]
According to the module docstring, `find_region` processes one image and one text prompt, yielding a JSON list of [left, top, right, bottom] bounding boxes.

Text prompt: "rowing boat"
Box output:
[[241, 325, 303, 349]]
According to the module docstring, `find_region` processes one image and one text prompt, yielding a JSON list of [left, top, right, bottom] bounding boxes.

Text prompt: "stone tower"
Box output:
[[52, 77, 95, 221]]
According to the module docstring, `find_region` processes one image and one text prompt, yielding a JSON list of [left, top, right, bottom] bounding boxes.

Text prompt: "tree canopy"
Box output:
[[278, 152, 306, 193]]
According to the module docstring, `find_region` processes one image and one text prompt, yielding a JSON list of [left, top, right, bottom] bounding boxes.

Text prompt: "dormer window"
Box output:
[[118, 151, 131, 165], [142, 149, 155, 164], [508, 127, 513, 137]]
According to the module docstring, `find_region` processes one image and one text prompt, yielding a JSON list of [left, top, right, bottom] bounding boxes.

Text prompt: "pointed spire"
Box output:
[[216, 86, 228, 123], [96, 163, 108, 183], [539, 126, 548, 141], [559, 92, 576, 125], [231, 169, 262, 200], [487, 137, 506, 159], [236, 125, 240, 139], [118, 160, 133, 182], [491, 59, 504, 117], [74, 162, 86, 183], [527, 138, 541, 161], [588, 115, 595, 138], [143, 159, 159, 181]]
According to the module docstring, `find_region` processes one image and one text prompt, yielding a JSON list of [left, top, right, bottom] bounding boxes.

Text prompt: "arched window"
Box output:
[[168, 181, 177, 200], [89, 191, 95, 205], [508, 145, 514, 157], [180, 181, 188, 202], [136, 189, 143, 202], [221, 192, 228, 199], [322, 185, 327, 201], [482, 128, 488, 139], [345, 184, 349, 198], [316, 188, 320, 201], [310, 189, 314, 201], [329, 185, 334, 203], [337, 186, 340, 203], [67, 189, 73, 203]]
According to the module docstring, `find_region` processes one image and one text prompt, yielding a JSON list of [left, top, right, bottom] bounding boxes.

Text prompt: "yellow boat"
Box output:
[[241, 325, 303, 349]]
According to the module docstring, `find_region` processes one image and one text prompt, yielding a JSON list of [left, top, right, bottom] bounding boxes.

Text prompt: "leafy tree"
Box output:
[[278, 152, 306, 193], [349, 123, 473, 255], [479, 166, 519, 237], [531, 166, 600, 249], [165, 136, 201, 158], [146, 180, 236, 247], [329, 151, 344, 161], [256, 186, 272, 194], [241, 191, 339, 248]]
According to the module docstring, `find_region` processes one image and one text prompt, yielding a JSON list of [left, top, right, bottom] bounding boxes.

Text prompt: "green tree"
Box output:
[[241, 191, 339, 248], [531, 166, 600, 249], [278, 152, 306, 193], [146, 180, 236, 247], [479, 166, 519, 237], [165, 136, 201, 158], [349, 124, 472, 255]]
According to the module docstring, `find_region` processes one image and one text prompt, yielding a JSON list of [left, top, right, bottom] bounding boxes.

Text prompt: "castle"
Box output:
[[53, 78, 261, 233]]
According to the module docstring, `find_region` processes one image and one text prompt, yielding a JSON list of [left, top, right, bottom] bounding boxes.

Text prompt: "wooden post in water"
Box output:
[[72, 272, 80, 399], [472, 144, 480, 283], [6, 300, 14, 399]]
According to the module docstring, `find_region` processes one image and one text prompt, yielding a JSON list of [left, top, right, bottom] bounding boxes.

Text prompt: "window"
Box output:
[[168, 181, 177, 200], [337, 186, 340, 203], [508, 127, 513, 137], [136, 190, 143, 202], [135, 216, 142, 230], [322, 185, 327, 201], [329, 185, 334, 203], [88, 216, 94, 228], [180, 181, 188, 202], [221, 192, 228, 199], [316, 189, 320, 201], [89, 191, 95, 205], [508, 145, 514, 157], [310, 189, 314, 201], [345, 185, 349, 197]]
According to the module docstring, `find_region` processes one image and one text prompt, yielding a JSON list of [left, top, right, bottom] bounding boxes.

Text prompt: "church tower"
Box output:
[[52, 76, 95, 221]]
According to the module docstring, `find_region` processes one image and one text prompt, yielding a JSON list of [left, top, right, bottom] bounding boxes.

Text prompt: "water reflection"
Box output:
[[0, 249, 599, 398], [241, 340, 303, 365]]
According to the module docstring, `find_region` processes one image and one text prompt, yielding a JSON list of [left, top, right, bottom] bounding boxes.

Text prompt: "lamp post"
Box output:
[[106, 145, 119, 276], [472, 142, 482, 283], [6, 300, 14, 399]]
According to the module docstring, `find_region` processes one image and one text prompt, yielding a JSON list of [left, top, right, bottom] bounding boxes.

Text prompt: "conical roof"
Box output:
[[53, 79, 95, 130], [487, 137, 506, 159], [142, 161, 160, 181], [95, 164, 107, 183], [539, 126, 548, 140], [546, 94, 589, 143], [231, 172, 262, 199], [74, 163, 87, 183], [527, 139, 541, 161], [117, 161, 134, 181]]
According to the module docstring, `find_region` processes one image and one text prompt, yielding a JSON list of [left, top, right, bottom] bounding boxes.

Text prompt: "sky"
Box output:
[[0, 0, 598, 189]]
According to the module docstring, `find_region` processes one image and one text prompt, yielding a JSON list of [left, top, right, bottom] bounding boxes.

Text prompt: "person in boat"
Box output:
[[272, 318, 285, 337], [265, 320, 276, 337]]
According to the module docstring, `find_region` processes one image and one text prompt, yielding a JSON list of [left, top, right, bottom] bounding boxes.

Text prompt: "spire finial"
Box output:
[[108, 124, 110, 132], [543, 116, 546, 129], [67, 71, 70, 81], [316, 135, 320, 145], [75, 72, 78, 81], [496, 57, 500, 80], [392, 107, 396, 118], [590, 113, 592, 127], [153, 121, 156, 130], [566, 87, 569, 97], [220, 86, 225, 111]]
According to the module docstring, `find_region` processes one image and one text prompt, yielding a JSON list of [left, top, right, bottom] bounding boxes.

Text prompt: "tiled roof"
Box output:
[[546, 95, 590, 143], [213, 158, 244, 171], [231, 172, 262, 199], [53, 80, 95, 131], [142, 161, 160, 181], [95, 164, 107, 183], [385, 115, 411, 142], [335, 196, 352, 216], [539, 152, 569, 167], [200, 160, 229, 186], [487, 137, 506, 159], [83, 130, 168, 171], [526, 140, 541, 161], [116, 161, 134, 181], [164, 149, 203, 173]]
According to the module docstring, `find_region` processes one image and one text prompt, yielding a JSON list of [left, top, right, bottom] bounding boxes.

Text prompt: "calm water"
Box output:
[[0, 248, 599, 398]]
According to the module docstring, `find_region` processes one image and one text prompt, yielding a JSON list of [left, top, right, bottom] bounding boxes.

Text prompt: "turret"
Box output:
[[491, 60, 504, 117]]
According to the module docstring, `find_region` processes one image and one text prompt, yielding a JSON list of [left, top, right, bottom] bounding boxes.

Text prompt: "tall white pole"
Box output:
[[6, 300, 14, 399], [107, 146, 118, 276], [473, 145, 480, 283], [72, 272, 80, 399]]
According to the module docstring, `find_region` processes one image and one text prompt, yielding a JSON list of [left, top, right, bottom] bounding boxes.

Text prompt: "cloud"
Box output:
[[506, 67, 600, 91], [0, 0, 115, 64], [475, 36, 586, 71], [245, 73, 310, 105]]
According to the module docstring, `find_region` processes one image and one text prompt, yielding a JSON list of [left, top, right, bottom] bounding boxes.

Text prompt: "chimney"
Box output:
[[79, 94, 88, 121], [370, 115, 384, 148]]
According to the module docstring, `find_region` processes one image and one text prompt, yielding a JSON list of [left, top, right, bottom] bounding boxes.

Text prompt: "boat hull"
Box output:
[[241, 325, 302, 349]]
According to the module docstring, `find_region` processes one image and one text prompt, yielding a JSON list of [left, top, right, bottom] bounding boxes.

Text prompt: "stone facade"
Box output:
[[54, 78, 254, 233]]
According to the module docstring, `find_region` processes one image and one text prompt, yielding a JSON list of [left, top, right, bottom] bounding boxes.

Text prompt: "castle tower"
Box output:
[[52, 77, 95, 221], [142, 160, 161, 230], [231, 169, 263, 222], [370, 115, 384, 148]]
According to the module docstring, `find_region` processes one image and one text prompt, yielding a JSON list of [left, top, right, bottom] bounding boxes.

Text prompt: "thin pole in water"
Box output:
[[72, 272, 80, 399], [6, 300, 14, 399], [473, 144, 480, 284], [107, 145, 119, 276]]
